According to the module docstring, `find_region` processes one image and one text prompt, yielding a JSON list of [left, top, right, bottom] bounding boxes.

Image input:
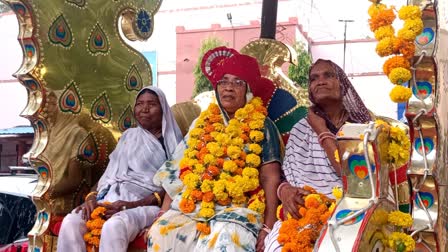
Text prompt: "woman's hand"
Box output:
[[279, 184, 309, 219], [307, 108, 328, 135], [75, 198, 98, 220], [99, 200, 131, 219], [256, 230, 268, 252]]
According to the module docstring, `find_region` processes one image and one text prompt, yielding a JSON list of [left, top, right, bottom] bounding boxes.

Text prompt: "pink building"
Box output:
[[175, 17, 308, 102]]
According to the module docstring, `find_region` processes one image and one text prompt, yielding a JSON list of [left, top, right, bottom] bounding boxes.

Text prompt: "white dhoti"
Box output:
[[57, 205, 159, 252]]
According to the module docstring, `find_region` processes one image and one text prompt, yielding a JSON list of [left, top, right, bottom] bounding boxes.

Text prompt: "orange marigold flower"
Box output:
[[204, 124, 215, 134], [369, 8, 396, 31], [299, 207, 307, 217], [207, 166, 220, 177], [383, 56, 411, 76], [304, 196, 320, 209], [196, 222, 211, 235], [217, 197, 231, 206], [191, 190, 203, 202], [201, 173, 213, 181], [179, 198, 196, 213], [203, 191, 215, 202], [216, 158, 224, 167]]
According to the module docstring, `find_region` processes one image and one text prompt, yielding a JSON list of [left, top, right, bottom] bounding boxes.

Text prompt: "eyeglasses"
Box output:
[[217, 79, 246, 87]]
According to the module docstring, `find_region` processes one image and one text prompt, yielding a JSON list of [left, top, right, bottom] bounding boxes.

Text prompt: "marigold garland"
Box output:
[[179, 97, 267, 234], [375, 119, 410, 166], [83, 206, 108, 250], [383, 211, 415, 252], [276, 186, 337, 252], [368, 1, 423, 103]]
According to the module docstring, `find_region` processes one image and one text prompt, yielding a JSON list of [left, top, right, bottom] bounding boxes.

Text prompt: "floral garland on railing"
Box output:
[[375, 119, 410, 167], [385, 210, 415, 252], [276, 186, 340, 252], [178, 97, 267, 234], [368, 0, 423, 103], [83, 206, 107, 251]]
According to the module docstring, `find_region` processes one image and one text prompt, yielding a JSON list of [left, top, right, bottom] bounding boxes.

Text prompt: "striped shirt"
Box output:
[[283, 118, 342, 197]]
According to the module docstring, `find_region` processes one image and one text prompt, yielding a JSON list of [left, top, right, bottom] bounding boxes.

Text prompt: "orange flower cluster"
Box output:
[[277, 186, 335, 252], [368, 1, 423, 103], [83, 206, 107, 249]]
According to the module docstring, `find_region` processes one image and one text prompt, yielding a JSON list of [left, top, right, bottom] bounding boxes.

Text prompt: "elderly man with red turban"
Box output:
[[147, 47, 283, 252]]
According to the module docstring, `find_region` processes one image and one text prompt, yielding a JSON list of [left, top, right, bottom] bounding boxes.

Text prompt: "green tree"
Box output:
[[288, 42, 312, 89], [191, 37, 226, 98]]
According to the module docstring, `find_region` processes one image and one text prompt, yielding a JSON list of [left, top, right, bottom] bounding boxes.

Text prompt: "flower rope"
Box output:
[[276, 186, 340, 252], [83, 205, 108, 251], [178, 97, 267, 234], [368, 0, 423, 103]]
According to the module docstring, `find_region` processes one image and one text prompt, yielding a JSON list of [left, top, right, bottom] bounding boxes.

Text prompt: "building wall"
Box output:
[[175, 18, 300, 103]]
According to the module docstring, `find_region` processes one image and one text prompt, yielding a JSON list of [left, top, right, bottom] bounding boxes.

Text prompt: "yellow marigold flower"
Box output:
[[227, 181, 244, 198], [203, 154, 216, 165], [249, 144, 262, 154], [332, 186, 343, 199], [249, 120, 264, 130], [206, 142, 223, 157], [213, 180, 227, 200], [187, 150, 198, 159], [235, 108, 249, 120], [388, 211, 413, 228], [231, 195, 247, 205], [183, 173, 200, 189], [248, 198, 266, 214], [215, 133, 231, 145], [190, 128, 204, 138], [213, 123, 224, 132], [397, 27, 419, 41], [242, 167, 258, 178], [182, 187, 193, 199], [223, 160, 238, 173], [368, 3, 386, 18], [219, 172, 231, 180], [388, 67, 412, 85], [249, 130, 264, 142], [193, 163, 205, 174], [200, 180, 214, 192], [389, 85, 412, 103], [227, 145, 242, 159], [231, 137, 244, 147], [245, 104, 255, 113], [252, 112, 265, 121], [225, 124, 241, 138], [398, 5, 422, 20], [250, 97, 263, 107], [386, 232, 415, 252], [374, 25, 395, 40], [403, 18, 424, 35], [187, 138, 199, 148], [200, 201, 215, 209], [246, 153, 261, 167], [376, 37, 395, 57]]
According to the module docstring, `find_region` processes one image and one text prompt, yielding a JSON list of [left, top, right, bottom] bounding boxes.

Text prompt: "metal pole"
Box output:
[[260, 0, 278, 39], [338, 19, 354, 71]]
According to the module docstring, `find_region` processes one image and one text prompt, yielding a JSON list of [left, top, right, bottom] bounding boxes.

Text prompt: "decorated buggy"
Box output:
[[1, 0, 447, 251]]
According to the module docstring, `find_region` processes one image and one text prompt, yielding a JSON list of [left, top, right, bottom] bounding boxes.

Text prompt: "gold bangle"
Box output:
[[153, 192, 162, 207], [85, 191, 98, 201]]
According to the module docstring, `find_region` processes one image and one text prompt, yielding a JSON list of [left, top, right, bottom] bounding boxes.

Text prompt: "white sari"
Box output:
[[57, 86, 183, 252]]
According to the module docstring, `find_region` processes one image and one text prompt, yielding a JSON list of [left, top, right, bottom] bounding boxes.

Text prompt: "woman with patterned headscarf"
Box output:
[[263, 59, 372, 252], [147, 47, 283, 252]]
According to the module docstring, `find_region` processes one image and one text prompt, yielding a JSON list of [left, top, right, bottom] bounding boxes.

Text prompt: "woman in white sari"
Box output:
[[57, 86, 183, 252]]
